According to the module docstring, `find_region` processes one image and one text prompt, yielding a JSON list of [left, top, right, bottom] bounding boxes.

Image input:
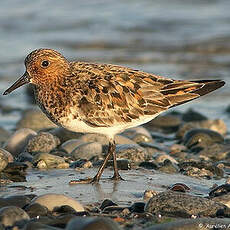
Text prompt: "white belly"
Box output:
[[59, 113, 161, 139]]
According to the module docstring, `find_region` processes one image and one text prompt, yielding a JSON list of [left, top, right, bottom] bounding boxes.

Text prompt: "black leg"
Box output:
[[69, 137, 115, 184], [111, 140, 124, 180]]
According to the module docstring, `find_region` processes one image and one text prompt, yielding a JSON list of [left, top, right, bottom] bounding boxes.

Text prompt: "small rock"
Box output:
[[0, 206, 29, 227], [107, 159, 131, 170], [129, 202, 145, 213], [158, 160, 179, 174], [146, 114, 181, 132], [70, 159, 92, 169], [143, 190, 157, 200], [100, 199, 118, 210], [31, 193, 84, 212], [24, 203, 49, 218], [16, 109, 57, 131], [49, 127, 83, 143], [33, 153, 67, 169], [179, 161, 224, 179], [177, 119, 227, 139], [182, 109, 208, 122], [0, 195, 31, 209], [79, 133, 136, 145], [24, 222, 61, 230], [0, 149, 9, 172], [116, 144, 149, 162], [122, 126, 152, 138], [4, 128, 37, 156], [71, 142, 103, 160], [209, 184, 230, 198], [17, 152, 33, 162], [139, 161, 158, 170], [168, 183, 190, 193], [66, 217, 121, 230], [61, 139, 85, 154], [26, 132, 60, 155], [130, 133, 153, 144], [183, 128, 224, 150], [153, 153, 178, 164], [145, 191, 226, 217]]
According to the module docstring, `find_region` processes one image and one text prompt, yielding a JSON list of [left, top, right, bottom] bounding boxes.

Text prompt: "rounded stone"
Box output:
[[147, 114, 181, 131], [33, 153, 67, 169], [182, 108, 208, 122], [79, 133, 136, 145], [61, 139, 85, 154], [122, 126, 152, 138], [16, 109, 57, 131], [4, 128, 37, 156], [26, 132, 60, 154], [0, 149, 9, 172], [153, 153, 178, 164], [183, 128, 224, 149], [0, 206, 29, 227], [66, 217, 121, 230], [31, 193, 84, 212], [1, 195, 31, 209], [71, 142, 103, 160], [116, 144, 150, 162], [145, 191, 226, 217], [49, 127, 83, 143], [24, 203, 49, 218]]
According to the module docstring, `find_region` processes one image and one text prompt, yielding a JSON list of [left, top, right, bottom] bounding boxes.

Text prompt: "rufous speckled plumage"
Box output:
[[3, 48, 225, 183]]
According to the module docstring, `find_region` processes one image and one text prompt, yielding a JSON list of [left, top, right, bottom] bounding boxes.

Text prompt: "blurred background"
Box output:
[[0, 0, 229, 128]]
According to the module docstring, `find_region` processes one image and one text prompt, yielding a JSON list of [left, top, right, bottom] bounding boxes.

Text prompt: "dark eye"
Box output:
[[41, 60, 50, 68]]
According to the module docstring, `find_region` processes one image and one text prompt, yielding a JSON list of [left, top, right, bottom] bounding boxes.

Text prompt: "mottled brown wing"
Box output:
[[72, 62, 224, 127]]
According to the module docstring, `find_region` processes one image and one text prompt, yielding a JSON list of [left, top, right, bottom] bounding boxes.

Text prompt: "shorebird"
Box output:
[[3, 49, 225, 183]]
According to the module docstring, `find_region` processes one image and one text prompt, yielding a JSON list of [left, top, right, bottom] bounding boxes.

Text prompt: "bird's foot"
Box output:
[[111, 173, 125, 181], [69, 176, 100, 185]]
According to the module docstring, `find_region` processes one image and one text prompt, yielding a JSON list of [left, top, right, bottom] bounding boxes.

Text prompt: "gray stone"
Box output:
[[16, 109, 57, 131], [4, 128, 37, 156], [26, 132, 60, 154], [116, 144, 150, 162], [79, 133, 136, 145], [33, 153, 67, 169], [183, 128, 224, 149], [61, 139, 85, 154], [49, 127, 83, 143], [71, 142, 103, 160], [0, 149, 9, 171], [0, 206, 29, 227], [145, 191, 226, 217], [31, 193, 84, 212], [66, 217, 121, 230], [24, 222, 62, 230]]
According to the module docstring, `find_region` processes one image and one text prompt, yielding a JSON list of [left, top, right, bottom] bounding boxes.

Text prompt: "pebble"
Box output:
[[33, 153, 68, 169], [4, 128, 37, 156], [129, 202, 145, 213], [2, 162, 28, 182], [176, 119, 227, 139], [209, 184, 230, 198], [179, 161, 224, 179], [16, 109, 57, 131], [26, 132, 60, 155], [139, 161, 158, 170], [0, 149, 9, 172], [24, 202, 49, 218], [0, 195, 31, 209], [71, 142, 103, 160], [122, 126, 152, 138], [79, 133, 136, 145], [31, 193, 84, 212], [182, 108, 208, 122], [100, 199, 118, 210], [158, 160, 179, 174], [130, 133, 153, 144], [143, 190, 157, 200], [0, 206, 29, 227], [24, 222, 62, 230], [49, 127, 83, 143], [145, 191, 226, 217], [144, 218, 230, 230], [168, 183, 190, 193], [146, 114, 181, 132], [116, 144, 150, 162], [183, 128, 224, 150], [71, 159, 92, 169], [66, 217, 121, 230], [153, 153, 178, 164], [61, 139, 85, 154], [107, 159, 131, 170]]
